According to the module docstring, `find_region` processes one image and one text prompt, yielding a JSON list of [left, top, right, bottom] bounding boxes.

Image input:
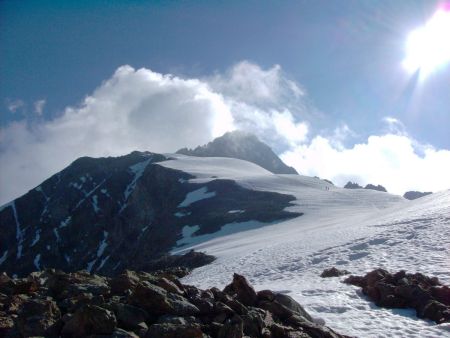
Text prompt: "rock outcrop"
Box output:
[[364, 184, 387, 192], [343, 182, 387, 192], [320, 267, 350, 278], [177, 130, 298, 175], [344, 269, 450, 324], [343, 181, 362, 189], [403, 191, 432, 200], [0, 269, 349, 338]]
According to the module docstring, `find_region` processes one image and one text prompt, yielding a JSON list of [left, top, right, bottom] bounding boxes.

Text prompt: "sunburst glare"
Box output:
[[403, 8, 450, 76]]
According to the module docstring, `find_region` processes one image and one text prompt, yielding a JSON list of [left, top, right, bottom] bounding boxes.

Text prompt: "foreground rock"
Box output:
[[344, 269, 450, 324], [0, 269, 349, 338], [320, 267, 350, 278], [403, 191, 432, 200]]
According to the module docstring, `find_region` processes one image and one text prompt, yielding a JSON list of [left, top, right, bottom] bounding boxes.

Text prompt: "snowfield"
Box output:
[[161, 155, 450, 338]]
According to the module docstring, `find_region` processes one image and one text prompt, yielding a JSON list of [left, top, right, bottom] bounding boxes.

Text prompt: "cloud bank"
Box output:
[[1, 61, 450, 204]]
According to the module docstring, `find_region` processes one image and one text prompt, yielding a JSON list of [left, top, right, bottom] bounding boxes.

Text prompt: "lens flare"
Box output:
[[403, 9, 450, 76]]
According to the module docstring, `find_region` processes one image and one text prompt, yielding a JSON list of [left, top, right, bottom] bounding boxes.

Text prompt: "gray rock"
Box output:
[[61, 305, 117, 337]]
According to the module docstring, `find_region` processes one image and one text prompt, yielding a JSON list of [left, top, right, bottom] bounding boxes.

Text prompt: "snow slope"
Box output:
[[160, 155, 450, 338]]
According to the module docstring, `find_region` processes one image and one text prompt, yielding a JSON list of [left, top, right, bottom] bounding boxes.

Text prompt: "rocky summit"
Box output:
[[0, 269, 349, 338], [0, 149, 300, 277], [177, 131, 298, 175]]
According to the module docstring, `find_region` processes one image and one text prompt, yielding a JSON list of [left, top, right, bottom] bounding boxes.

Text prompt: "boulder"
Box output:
[[320, 267, 350, 278], [154, 277, 185, 295], [16, 298, 61, 336], [129, 281, 199, 316], [268, 322, 308, 338], [113, 303, 149, 331], [223, 273, 257, 306], [273, 293, 313, 322], [109, 270, 140, 295], [218, 314, 244, 338], [61, 305, 117, 337], [242, 307, 273, 337], [145, 322, 203, 338], [46, 270, 110, 300], [344, 269, 450, 324], [431, 286, 450, 306], [111, 328, 140, 337]]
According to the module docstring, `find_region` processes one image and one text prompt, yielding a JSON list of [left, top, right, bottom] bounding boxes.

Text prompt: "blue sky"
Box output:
[[1, 0, 450, 203]]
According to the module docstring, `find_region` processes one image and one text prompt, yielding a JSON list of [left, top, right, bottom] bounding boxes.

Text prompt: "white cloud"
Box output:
[[281, 133, 450, 195], [6, 99, 25, 113], [0, 65, 235, 204], [34, 99, 46, 115], [208, 60, 304, 107], [383, 116, 406, 135], [208, 61, 312, 152], [1, 61, 449, 204]]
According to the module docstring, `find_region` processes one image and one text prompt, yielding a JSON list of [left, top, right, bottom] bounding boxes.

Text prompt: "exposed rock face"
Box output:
[[177, 130, 299, 174], [403, 191, 432, 200], [320, 267, 350, 278], [0, 269, 349, 338], [343, 182, 387, 192], [343, 181, 362, 189], [344, 269, 450, 324], [0, 151, 300, 277], [364, 184, 387, 192]]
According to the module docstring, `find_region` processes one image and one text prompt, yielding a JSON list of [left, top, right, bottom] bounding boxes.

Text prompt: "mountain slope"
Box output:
[[162, 155, 449, 337], [0, 152, 300, 277], [177, 130, 298, 174]]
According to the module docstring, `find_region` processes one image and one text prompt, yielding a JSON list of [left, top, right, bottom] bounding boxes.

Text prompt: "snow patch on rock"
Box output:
[[178, 187, 216, 208]]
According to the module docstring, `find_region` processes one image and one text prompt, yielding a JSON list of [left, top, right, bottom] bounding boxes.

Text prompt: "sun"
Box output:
[[403, 8, 450, 76]]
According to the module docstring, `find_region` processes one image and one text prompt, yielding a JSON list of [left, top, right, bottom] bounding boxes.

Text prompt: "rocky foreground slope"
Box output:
[[0, 268, 349, 338]]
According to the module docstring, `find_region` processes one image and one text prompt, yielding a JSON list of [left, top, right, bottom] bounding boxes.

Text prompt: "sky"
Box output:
[[1, 0, 450, 204]]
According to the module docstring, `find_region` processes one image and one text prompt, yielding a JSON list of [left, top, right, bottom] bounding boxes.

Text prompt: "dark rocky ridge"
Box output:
[[343, 182, 362, 189], [0, 151, 301, 277], [343, 181, 387, 192], [177, 130, 298, 175], [0, 269, 349, 338], [403, 191, 432, 200]]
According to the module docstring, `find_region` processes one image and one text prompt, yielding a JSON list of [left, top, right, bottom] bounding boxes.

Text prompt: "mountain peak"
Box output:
[[177, 130, 298, 175]]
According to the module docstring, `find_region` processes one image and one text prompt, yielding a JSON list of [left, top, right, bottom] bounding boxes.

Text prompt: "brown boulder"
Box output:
[[61, 304, 117, 337], [110, 270, 140, 295], [145, 322, 203, 338], [431, 286, 450, 306], [421, 300, 450, 324], [320, 267, 350, 278], [242, 307, 273, 337], [218, 314, 244, 338], [112, 303, 149, 331], [154, 277, 185, 295], [129, 281, 199, 316], [273, 293, 313, 322], [223, 273, 257, 306]]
